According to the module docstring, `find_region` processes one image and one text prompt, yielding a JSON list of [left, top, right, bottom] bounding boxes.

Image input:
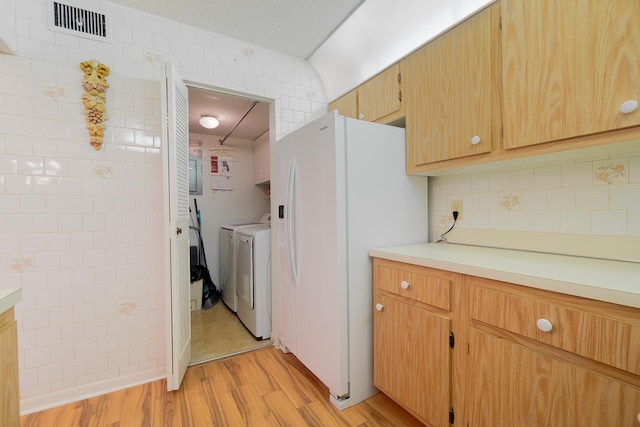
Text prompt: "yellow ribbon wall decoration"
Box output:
[[80, 60, 110, 150]]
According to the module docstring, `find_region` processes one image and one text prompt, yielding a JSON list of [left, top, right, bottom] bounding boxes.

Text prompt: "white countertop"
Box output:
[[0, 288, 21, 315], [369, 243, 640, 309]]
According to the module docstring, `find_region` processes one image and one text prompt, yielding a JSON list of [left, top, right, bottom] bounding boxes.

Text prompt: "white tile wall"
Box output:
[[1, 0, 329, 413], [431, 151, 640, 242], [0, 54, 166, 408], [0, 0, 17, 54]]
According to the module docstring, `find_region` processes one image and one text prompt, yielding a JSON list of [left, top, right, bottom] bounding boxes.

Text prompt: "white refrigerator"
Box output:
[[272, 111, 427, 409]]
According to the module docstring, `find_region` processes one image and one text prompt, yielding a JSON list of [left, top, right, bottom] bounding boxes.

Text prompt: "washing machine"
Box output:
[[219, 213, 270, 312], [235, 223, 271, 339]]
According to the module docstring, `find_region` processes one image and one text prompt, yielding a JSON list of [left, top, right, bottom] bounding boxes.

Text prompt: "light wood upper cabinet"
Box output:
[[328, 88, 358, 120], [405, 5, 496, 172], [331, 0, 640, 175], [502, 0, 640, 149], [358, 64, 402, 123], [328, 63, 403, 124]]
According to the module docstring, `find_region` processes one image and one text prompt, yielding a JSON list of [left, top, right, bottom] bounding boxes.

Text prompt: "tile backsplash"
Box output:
[[430, 143, 640, 260]]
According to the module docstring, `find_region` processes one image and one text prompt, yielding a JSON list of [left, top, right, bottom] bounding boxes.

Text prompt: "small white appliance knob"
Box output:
[[400, 280, 410, 290], [620, 100, 638, 114], [375, 303, 384, 312], [471, 135, 481, 145], [536, 318, 553, 332]]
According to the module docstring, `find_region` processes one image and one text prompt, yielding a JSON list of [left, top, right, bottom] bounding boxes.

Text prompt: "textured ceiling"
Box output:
[[108, 0, 364, 58], [107, 0, 365, 142]]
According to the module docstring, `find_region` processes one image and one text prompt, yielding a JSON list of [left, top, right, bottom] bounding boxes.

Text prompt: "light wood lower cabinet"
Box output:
[[468, 276, 640, 427], [468, 328, 640, 427], [373, 259, 455, 426], [372, 257, 640, 427], [1, 307, 20, 427], [374, 293, 450, 426]]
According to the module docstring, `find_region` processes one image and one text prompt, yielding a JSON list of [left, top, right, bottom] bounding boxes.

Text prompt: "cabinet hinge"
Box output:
[[397, 72, 401, 83], [398, 90, 402, 102], [449, 332, 455, 349], [449, 407, 455, 424], [499, 16, 502, 30]]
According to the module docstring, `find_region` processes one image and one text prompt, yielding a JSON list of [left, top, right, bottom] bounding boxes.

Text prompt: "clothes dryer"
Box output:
[[236, 223, 271, 339], [219, 213, 270, 312]]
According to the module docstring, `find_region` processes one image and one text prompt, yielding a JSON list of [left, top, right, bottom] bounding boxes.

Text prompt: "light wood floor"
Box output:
[[191, 302, 271, 364], [21, 346, 422, 426]]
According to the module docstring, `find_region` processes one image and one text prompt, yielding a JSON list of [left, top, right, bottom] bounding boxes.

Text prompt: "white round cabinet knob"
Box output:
[[536, 318, 553, 333], [620, 100, 638, 114], [471, 135, 481, 145], [400, 280, 410, 290], [375, 303, 384, 312], [358, 113, 365, 120]]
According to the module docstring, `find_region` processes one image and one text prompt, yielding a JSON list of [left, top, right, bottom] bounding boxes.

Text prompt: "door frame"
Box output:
[[164, 78, 278, 377]]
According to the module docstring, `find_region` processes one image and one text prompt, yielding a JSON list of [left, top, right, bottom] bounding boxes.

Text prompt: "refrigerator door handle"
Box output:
[[286, 159, 300, 287]]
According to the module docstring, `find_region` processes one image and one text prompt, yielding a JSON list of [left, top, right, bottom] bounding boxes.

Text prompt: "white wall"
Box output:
[[0, 0, 327, 414], [188, 132, 270, 286]]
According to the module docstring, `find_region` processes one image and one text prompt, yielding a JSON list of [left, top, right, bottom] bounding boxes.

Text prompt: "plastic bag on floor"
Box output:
[[190, 265, 221, 309]]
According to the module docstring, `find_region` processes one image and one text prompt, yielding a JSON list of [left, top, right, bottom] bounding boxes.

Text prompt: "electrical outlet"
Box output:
[[450, 200, 463, 220]]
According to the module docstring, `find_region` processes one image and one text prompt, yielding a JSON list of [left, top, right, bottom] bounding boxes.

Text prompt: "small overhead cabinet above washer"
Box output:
[[501, 0, 640, 150], [253, 130, 270, 185]]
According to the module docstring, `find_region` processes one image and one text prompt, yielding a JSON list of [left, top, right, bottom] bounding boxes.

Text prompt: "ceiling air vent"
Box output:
[[48, 0, 111, 42]]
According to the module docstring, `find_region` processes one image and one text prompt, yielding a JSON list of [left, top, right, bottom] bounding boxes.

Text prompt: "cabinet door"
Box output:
[[0, 310, 19, 427], [468, 329, 640, 427], [502, 0, 640, 149], [253, 131, 270, 184], [406, 6, 493, 169], [358, 64, 402, 123], [374, 292, 451, 426], [328, 89, 358, 119]]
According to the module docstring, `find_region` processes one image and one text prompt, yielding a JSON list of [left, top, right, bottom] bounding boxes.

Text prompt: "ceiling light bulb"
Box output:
[[199, 115, 220, 129]]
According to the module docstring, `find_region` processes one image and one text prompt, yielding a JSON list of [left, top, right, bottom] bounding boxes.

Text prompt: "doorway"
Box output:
[[185, 84, 273, 365]]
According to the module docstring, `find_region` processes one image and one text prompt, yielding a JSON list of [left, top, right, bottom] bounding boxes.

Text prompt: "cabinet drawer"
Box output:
[[469, 280, 640, 375], [374, 259, 452, 311]]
